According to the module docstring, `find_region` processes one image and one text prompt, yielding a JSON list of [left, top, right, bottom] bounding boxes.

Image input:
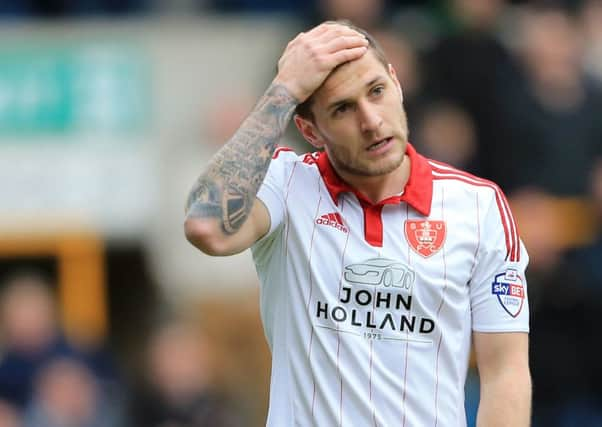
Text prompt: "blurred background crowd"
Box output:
[[0, 0, 601, 426]]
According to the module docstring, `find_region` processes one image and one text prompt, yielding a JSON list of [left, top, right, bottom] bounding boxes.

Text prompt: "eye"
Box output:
[[371, 85, 385, 96], [333, 103, 349, 116]]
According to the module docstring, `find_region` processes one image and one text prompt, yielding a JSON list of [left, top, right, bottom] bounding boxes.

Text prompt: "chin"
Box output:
[[368, 158, 404, 176], [342, 155, 404, 177], [368, 143, 406, 176]]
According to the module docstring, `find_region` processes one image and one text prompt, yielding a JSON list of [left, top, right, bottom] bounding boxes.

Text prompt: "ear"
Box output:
[[388, 63, 404, 104], [294, 114, 326, 149]]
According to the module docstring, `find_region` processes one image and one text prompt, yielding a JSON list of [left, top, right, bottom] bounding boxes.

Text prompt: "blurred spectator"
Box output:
[[423, 0, 517, 177], [527, 161, 602, 427], [370, 28, 428, 138], [0, 271, 121, 409], [498, 3, 602, 197], [0, 400, 21, 427], [527, 248, 602, 427], [206, 0, 426, 16], [511, 8, 602, 417], [206, 0, 405, 26], [494, 4, 602, 285], [206, 0, 308, 15], [580, 0, 602, 83], [0, 271, 68, 407], [413, 100, 477, 170], [312, 0, 387, 31], [0, 0, 149, 17], [130, 317, 243, 427], [22, 356, 119, 427], [486, 7, 602, 426], [510, 189, 567, 271]]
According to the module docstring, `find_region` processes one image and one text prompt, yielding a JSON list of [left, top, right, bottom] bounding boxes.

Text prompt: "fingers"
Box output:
[[316, 25, 366, 45], [291, 24, 368, 68], [329, 46, 369, 66], [321, 34, 369, 54], [306, 21, 350, 37], [307, 23, 331, 37], [313, 29, 369, 69], [300, 22, 366, 45], [276, 22, 371, 101]]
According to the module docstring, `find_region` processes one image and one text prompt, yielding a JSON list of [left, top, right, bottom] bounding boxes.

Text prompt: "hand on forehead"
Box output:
[[307, 21, 366, 40], [275, 20, 368, 102]]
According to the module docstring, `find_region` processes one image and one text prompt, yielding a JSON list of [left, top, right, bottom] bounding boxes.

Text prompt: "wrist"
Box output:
[[271, 76, 306, 104]]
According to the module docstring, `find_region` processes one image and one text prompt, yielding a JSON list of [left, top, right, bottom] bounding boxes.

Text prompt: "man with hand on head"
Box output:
[[185, 21, 531, 427]]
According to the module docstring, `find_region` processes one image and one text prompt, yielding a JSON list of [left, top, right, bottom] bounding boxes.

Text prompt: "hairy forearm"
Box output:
[[185, 83, 297, 234], [476, 370, 532, 427]]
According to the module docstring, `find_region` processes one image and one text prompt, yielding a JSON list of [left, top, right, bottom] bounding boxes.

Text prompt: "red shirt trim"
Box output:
[[272, 145, 294, 159], [315, 143, 433, 246], [429, 159, 520, 262], [315, 143, 433, 216]]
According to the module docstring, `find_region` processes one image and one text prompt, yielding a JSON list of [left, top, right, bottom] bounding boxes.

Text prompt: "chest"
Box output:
[[284, 184, 479, 310]]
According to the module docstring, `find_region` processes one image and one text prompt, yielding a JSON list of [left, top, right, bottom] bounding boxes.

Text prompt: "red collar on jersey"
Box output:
[[315, 142, 433, 216]]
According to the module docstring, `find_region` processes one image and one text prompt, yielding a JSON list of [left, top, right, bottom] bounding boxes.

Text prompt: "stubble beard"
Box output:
[[328, 133, 408, 178], [331, 148, 404, 177], [320, 109, 410, 177]]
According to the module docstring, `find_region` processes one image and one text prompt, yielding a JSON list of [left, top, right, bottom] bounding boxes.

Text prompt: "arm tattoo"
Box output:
[[185, 83, 297, 234]]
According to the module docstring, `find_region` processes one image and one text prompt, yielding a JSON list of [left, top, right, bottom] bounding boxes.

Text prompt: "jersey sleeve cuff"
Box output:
[[472, 325, 530, 333], [256, 184, 284, 241]]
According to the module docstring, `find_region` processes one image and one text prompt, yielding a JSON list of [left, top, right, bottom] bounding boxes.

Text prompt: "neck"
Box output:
[[336, 154, 411, 204]]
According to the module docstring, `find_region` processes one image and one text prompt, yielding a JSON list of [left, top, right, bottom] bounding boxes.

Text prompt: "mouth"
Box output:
[[367, 137, 393, 152]]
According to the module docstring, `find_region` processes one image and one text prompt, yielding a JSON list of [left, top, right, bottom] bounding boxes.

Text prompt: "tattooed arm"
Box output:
[[184, 22, 368, 255], [184, 83, 296, 255]]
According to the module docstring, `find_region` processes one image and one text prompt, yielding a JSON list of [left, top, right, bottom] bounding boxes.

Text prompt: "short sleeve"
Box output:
[[470, 189, 530, 333], [254, 147, 296, 243]]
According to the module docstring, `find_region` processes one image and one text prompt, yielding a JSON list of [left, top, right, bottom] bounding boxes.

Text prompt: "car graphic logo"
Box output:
[[344, 258, 415, 290]]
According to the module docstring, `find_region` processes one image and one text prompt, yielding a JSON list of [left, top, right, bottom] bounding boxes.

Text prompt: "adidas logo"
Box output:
[[316, 212, 348, 233]]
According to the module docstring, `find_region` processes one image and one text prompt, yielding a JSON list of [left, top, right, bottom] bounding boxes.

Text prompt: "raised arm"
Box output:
[[184, 82, 296, 256], [184, 22, 369, 256]]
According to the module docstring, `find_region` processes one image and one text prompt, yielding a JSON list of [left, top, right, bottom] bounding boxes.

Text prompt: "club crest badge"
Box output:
[[404, 220, 446, 257], [491, 269, 525, 318]]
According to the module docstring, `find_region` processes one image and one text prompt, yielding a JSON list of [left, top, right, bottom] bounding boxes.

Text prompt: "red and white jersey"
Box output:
[[251, 143, 529, 427]]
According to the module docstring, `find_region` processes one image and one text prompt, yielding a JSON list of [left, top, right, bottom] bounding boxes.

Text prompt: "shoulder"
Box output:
[[427, 158, 506, 201], [426, 157, 517, 228], [426, 158, 521, 259], [269, 146, 322, 176], [272, 146, 319, 165]]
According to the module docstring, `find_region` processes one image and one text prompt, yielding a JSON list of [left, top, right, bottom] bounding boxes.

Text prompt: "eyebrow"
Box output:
[[326, 76, 385, 112]]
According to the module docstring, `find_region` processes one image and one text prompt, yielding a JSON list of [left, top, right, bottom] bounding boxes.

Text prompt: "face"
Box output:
[[296, 50, 409, 178]]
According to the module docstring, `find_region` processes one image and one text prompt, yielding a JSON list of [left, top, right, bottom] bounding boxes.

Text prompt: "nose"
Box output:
[[358, 101, 383, 133]]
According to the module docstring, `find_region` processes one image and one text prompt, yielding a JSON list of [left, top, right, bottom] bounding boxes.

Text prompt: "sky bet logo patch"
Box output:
[[491, 269, 525, 318]]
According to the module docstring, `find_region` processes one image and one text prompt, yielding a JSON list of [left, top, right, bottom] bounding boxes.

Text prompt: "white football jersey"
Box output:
[[251, 143, 529, 427]]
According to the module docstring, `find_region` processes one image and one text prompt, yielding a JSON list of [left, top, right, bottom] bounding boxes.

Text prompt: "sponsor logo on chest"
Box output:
[[314, 257, 436, 343]]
